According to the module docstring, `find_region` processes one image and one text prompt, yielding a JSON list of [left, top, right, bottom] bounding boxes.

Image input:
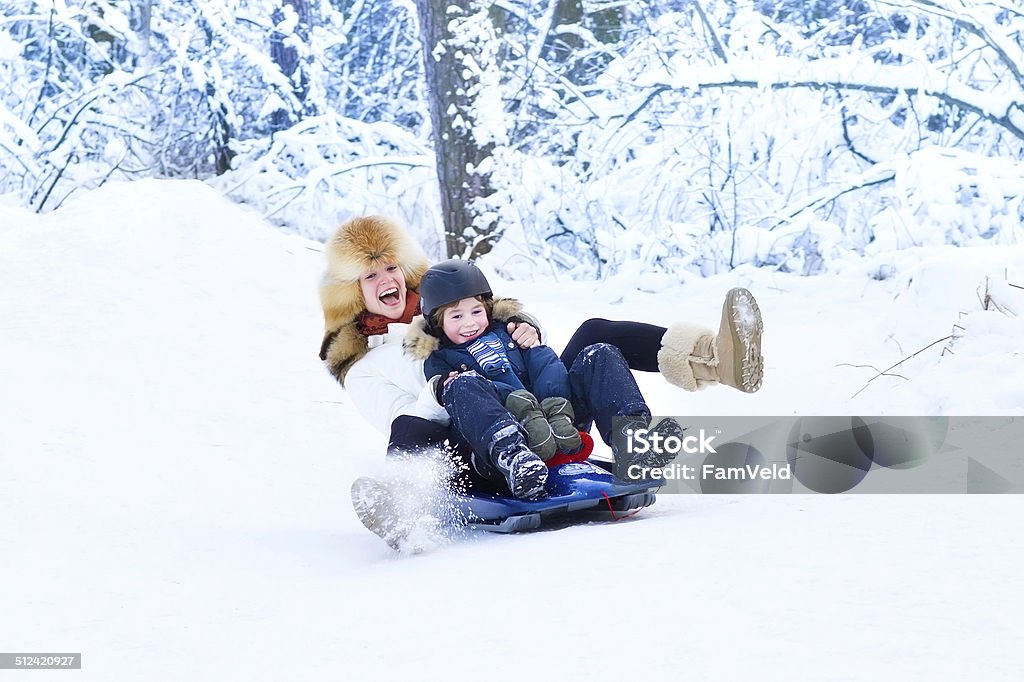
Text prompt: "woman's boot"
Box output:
[[657, 287, 764, 393]]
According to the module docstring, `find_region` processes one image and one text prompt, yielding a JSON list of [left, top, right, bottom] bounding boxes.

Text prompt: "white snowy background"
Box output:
[[3, 0, 1024, 678], [1, 179, 1022, 680]]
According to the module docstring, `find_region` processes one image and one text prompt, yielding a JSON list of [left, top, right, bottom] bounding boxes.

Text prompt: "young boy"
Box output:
[[412, 259, 687, 499], [420, 260, 583, 465]]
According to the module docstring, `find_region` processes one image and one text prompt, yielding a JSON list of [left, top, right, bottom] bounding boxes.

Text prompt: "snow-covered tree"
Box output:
[[486, 0, 1024, 277], [413, 0, 507, 259], [2, 0, 1021, 280]]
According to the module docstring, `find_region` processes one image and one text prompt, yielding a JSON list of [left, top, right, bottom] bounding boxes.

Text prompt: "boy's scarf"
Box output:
[[356, 291, 421, 337], [466, 332, 512, 374]]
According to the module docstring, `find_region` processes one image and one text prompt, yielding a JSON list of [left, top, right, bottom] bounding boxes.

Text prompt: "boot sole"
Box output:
[[722, 288, 764, 393], [630, 418, 684, 470], [351, 477, 405, 550], [510, 456, 548, 499]]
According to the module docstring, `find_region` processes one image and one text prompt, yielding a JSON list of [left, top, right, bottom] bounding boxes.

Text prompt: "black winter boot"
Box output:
[[610, 415, 685, 480], [489, 425, 548, 499]]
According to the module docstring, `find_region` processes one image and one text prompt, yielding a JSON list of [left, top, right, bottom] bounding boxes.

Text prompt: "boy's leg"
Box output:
[[567, 343, 649, 445], [443, 372, 547, 498], [567, 343, 683, 477]]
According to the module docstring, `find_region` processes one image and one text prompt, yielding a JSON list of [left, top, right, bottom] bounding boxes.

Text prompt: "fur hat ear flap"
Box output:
[[319, 275, 366, 333]]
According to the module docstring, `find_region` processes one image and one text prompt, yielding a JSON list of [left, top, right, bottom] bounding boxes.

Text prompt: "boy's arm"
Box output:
[[424, 352, 469, 404], [523, 345, 573, 400], [423, 352, 457, 382]]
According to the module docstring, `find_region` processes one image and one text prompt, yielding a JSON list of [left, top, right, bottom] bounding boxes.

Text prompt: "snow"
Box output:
[[2, 180, 1022, 680], [0, 30, 20, 60]]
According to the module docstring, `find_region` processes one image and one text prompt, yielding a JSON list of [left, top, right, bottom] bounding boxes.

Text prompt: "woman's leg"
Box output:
[[388, 414, 495, 490], [560, 318, 665, 372], [387, 415, 453, 456], [561, 288, 765, 393]]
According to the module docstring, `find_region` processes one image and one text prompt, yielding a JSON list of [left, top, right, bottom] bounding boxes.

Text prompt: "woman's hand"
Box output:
[[507, 321, 540, 349], [442, 371, 460, 387]]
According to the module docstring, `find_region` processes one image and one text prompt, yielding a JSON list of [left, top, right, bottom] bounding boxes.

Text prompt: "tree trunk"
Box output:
[[414, 0, 499, 259], [542, 0, 584, 64], [129, 0, 153, 67], [270, 0, 314, 131]]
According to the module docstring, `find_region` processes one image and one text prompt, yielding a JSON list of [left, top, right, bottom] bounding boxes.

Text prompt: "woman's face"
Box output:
[[360, 263, 408, 319]]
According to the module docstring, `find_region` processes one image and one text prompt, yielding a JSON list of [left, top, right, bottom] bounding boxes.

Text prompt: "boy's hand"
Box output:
[[434, 371, 462, 403], [508, 321, 540, 349]]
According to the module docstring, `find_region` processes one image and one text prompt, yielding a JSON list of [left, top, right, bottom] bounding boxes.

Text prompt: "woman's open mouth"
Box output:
[[378, 287, 401, 307]]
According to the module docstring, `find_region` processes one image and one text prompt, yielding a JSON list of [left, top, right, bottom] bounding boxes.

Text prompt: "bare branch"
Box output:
[[606, 45, 1024, 141], [880, 0, 1024, 93], [691, 0, 729, 63], [849, 335, 954, 398], [764, 165, 897, 229]]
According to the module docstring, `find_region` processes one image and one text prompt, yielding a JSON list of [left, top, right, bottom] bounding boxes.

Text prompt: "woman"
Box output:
[[317, 215, 541, 453], [318, 215, 764, 481]]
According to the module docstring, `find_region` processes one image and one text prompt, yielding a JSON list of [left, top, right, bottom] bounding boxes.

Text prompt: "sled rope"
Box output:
[[600, 491, 643, 522]]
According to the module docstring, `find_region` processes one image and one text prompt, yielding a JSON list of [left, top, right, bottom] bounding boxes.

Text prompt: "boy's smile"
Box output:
[[441, 297, 490, 345]]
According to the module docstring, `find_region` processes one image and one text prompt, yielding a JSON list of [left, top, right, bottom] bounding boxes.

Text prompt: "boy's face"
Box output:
[[441, 297, 489, 344]]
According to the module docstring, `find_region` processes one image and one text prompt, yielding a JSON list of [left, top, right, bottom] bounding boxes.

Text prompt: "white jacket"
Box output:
[[343, 322, 448, 436]]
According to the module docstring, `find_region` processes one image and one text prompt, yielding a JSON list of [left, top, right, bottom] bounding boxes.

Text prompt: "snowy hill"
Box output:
[[1, 180, 1021, 680]]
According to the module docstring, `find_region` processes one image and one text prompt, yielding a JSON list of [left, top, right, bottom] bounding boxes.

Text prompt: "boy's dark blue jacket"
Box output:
[[423, 322, 572, 403]]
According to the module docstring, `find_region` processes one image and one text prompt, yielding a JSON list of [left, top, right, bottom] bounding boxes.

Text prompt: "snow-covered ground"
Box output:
[[1, 180, 1021, 680]]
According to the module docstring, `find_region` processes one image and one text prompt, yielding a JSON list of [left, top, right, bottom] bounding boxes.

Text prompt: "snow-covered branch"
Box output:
[[614, 58, 1024, 141], [880, 0, 1024, 93]]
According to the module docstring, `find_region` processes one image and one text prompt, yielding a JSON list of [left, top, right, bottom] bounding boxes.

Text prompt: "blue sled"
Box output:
[[452, 460, 662, 533]]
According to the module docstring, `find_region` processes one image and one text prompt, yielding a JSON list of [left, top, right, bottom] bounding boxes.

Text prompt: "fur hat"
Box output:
[[319, 216, 431, 384]]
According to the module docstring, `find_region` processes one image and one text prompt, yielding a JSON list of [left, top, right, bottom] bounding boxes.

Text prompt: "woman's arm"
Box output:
[[346, 350, 449, 436]]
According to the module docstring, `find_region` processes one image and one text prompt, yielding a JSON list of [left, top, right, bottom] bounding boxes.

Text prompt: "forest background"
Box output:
[[1, 0, 1022, 280]]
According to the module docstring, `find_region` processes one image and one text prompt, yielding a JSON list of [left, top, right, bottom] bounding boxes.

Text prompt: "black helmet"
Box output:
[[419, 259, 493, 321]]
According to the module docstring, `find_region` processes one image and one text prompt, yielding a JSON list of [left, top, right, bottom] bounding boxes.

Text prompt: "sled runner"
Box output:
[[454, 458, 660, 533], [351, 432, 662, 551]]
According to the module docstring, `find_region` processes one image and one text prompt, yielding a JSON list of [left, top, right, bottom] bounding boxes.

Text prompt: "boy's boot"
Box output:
[[540, 397, 583, 454], [505, 390, 557, 460], [657, 287, 764, 393], [489, 426, 548, 499], [610, 415, 685, 480]]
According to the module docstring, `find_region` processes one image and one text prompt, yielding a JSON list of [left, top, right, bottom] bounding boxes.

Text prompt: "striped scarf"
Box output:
[[466, 332, 511, 374]]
